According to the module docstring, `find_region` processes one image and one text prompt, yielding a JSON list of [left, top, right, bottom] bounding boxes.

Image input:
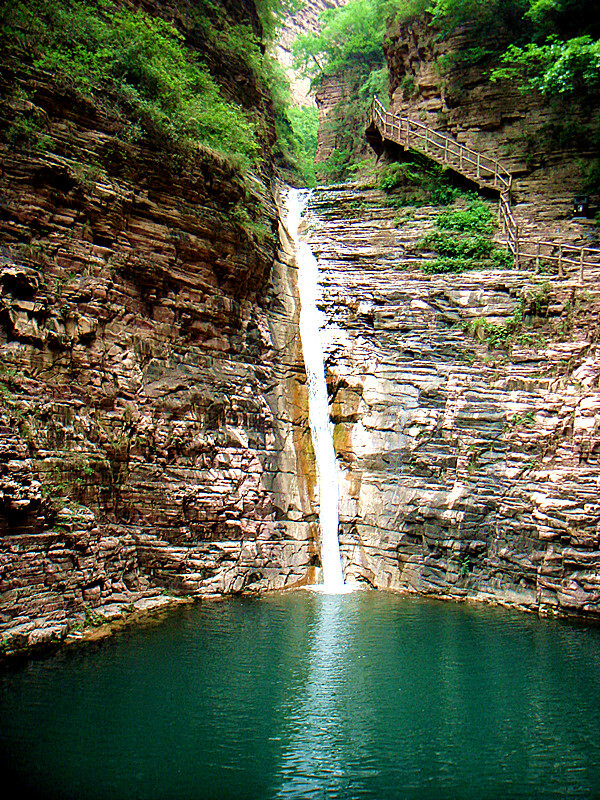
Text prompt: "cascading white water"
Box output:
[[286, 188, 347, 592]]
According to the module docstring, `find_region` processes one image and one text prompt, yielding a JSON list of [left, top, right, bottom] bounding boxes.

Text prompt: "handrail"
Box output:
[[514, 239, 600, 280], [499, 191, 519, 261], [369, 96, 512, 193], [367, 95, 599, 281]]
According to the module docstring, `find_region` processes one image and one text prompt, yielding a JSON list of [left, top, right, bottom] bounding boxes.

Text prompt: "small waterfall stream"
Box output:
[[286, 188, 347, 592]]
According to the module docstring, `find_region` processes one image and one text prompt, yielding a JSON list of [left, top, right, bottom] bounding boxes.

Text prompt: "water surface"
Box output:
[[1, 591, 599, 799]]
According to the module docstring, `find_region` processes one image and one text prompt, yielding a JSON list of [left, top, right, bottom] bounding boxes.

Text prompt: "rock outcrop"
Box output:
[[303, 183, 600, 619], [0, 0, 318, 654], [384, 14, 600, 213]]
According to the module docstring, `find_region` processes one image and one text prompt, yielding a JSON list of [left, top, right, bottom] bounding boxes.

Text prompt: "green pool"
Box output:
[[1, 590, 599, 799]]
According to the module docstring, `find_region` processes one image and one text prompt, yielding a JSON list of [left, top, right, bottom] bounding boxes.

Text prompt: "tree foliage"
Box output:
[[491, 35, 600, 93], [293, 0, 386, 81], [380, 0, 600, 95], [0, 0, 262, 169], [488, 0, 600, 93], [377, 0, 528, 28], [292, 0, 387, 182], [287, 105, 319, 186], [380, 0, 599, 39]]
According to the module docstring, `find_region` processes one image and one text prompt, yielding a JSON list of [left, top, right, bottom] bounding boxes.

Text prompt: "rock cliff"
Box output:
[[3, 0, 600, 657], [277, 0, 347, 106], [0, 0, 318, 654], [303, 183, 600, 619], [315, 70, 375, 175], [384, 14, 600, 218]]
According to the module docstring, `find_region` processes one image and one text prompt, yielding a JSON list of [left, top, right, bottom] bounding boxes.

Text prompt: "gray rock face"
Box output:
[[303, 183, 600, 618]]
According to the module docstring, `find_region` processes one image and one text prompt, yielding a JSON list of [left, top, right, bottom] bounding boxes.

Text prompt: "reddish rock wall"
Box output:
[[315, 71, 377, 179], [0, 1, 318, 654]]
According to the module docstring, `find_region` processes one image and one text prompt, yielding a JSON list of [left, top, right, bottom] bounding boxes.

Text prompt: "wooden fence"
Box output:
[[367, 96, 600, 280]]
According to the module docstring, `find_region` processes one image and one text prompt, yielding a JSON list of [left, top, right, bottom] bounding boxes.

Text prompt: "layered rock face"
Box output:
[[303, 184, 600, 618], [0, 1, 317, 652], [315, 71, 374, 170], [384, 15, 600, 215]]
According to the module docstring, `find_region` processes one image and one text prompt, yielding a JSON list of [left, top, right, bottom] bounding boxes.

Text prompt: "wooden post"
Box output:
[[460, 148, 463, 173], [580, 249, 585, 284], [477, 153, 481, 180], [536, 241, 540, 274], [558, 244, 563, 277]]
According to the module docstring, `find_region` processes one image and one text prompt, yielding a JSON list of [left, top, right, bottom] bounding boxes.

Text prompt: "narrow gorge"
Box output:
[[1, 0, 600, 663]]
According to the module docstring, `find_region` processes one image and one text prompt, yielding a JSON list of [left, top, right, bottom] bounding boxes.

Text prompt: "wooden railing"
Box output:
[[368, 96, 512, 193], [367, 95, 600, 281], [517, 240, 600, 280], [498, 191, 519, 262]]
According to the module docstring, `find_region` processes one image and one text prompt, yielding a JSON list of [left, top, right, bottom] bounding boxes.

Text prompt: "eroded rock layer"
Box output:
[[0, 1, 317, 653], [303, 184, 600, 618], [385, 14, 600, 212]]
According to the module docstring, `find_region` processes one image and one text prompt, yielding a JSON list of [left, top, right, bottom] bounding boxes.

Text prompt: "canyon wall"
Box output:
[[277, 0, 347, 106], [304, 183, 600, 619], [384, 14, 600, 220], [0, 0, 318, 654], [314, 71, 375, 176]]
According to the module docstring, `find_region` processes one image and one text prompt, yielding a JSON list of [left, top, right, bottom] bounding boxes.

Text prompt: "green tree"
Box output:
[[491, 35, 600, 93], [287, 105, 319, 186], [293, 0, 386, 82]]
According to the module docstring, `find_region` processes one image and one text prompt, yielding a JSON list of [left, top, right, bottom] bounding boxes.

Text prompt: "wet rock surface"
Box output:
[[303, 183, 600, 618]]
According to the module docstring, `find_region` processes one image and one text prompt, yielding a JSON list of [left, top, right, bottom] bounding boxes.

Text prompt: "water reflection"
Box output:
[[270, 593, 600, 799], [1, 592, 600, 799], [274, 593, 375, 798]]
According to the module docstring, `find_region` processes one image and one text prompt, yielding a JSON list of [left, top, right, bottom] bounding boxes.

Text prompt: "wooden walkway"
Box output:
[[367, 96, 600, 280]]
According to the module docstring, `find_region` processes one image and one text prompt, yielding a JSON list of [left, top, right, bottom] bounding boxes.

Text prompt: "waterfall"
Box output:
[[286, 188, 347, 592]]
